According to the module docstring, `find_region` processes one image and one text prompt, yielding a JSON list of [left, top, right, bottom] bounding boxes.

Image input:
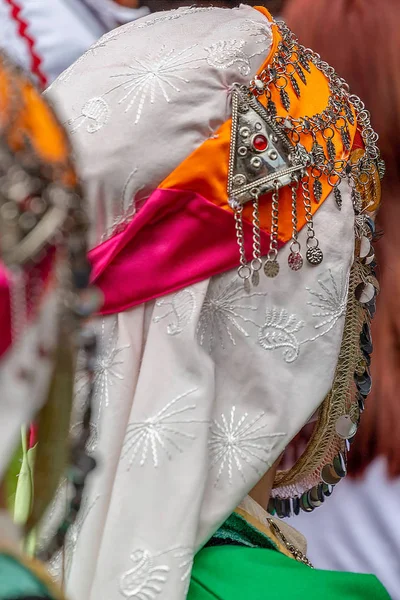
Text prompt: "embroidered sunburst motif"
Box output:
[[153, 289, 196, 336], [96, 319, 129, 412], [75, 318, 130, 426], [173, 548, 193, 592], [258, 308, 305, 363], [306, 268, 348, 340], [122, 389, 204, 468], [209, 407, 285, 486], [197, 276, 264, 351], [105, 45, 202, 124]]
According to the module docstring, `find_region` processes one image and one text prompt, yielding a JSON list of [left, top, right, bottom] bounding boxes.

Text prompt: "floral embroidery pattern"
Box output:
[[258, 268, 348, 362], [239, 18, 274, 48], [258, 308, 305, 363], [122, 389, 205, 468], [205, 39, 252, 76], [209, 407, 285, 485], [120, 546, 193, 599], [120, 549, 169, 599], [105, 45, 202, 124], [205, 21, 272, 76], [153, 289, 196, 336], [69, 97, 110, 134], [197, 276, 264, 351]]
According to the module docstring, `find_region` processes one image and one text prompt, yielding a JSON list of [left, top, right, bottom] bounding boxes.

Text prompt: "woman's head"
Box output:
[[41, 6, 382, 593], [284, 0, 400, 478]]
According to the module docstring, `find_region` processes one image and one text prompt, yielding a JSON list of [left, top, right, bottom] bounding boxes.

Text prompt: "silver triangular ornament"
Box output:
[[228, 86, 309, 206]]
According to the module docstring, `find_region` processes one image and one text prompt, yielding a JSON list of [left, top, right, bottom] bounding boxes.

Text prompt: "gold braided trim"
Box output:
[[274, 258, 367, 492], [272, 144, 382, 497]]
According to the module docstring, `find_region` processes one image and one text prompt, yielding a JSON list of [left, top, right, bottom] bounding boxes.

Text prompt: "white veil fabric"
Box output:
[[58, 193, 353, 600], [44, 6, 357, 600]]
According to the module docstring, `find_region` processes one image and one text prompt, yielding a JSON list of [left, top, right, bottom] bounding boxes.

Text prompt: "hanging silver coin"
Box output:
[[251, 269, 260, 287], [355, 281, 375, 304], [309, 486, 324, 508], [306, 246, 323, 266], [300, 493, 314, 513], [264, 259, 280, 278], [321, 463, 341, 486], [365, 249, 375, 265], [335, 415, 357, 440], [333, 453, 347, 478], [244, 278, 251, 294], [288, 251, 303, 271], [359, 235, 371, 259]]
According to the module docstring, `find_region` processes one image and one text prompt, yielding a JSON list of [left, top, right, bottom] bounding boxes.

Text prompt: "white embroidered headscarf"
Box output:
[[44, 6, 365, 600]]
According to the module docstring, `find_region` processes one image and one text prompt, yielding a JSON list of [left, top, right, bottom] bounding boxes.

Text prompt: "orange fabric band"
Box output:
[[160, 6, 357, 244]]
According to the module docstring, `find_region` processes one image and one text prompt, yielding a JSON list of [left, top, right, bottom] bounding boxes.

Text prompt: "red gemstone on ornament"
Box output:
[[253, 134, 268, 152]]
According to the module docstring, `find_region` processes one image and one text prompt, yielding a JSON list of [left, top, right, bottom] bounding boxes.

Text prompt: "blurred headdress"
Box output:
[[0, 51, 99, 570]]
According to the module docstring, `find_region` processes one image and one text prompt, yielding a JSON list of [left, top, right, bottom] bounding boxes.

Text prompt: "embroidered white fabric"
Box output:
[[40, 184, 355, 600], [46, 5, 274, 247]]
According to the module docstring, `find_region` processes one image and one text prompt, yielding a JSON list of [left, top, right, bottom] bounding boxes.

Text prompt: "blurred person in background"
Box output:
[[0, 1, 284, 89], [283, 1, 400, 598], [0, 50, 97, 599], [0, 0, 149, 87]]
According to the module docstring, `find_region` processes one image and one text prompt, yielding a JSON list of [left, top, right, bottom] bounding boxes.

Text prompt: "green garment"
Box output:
[[0, 554, 52, 599], [188, 514, 390, 600]]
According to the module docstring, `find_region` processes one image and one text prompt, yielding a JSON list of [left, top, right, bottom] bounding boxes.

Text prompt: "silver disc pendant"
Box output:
[[335, 415, 357, 440], [244, 278, 251, 294], [321, 463, 341, 486], [264, 259, 280, 278], [251, 269, 260, 287], [306, 246, 323, 266], [355, 281, 375, 304], [360, 235, 371, 259], [288, 251, 303, 271]]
